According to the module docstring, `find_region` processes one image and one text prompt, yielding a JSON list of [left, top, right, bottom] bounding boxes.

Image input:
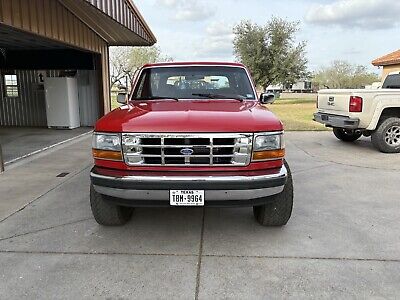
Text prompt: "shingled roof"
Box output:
[[372, 49, 400, 67]]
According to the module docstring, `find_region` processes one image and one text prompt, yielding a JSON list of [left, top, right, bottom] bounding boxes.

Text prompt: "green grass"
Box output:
[[268, 98, 329, 131], [275, 98, 316, 104], [111, 93, 119, 110], [111, 95, 326, 131]]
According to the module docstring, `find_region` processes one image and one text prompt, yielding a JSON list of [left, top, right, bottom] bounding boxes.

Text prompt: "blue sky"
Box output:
[[134, 0, 400, 72]]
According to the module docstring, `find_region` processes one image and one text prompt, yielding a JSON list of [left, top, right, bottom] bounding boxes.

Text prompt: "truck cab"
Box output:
[[90, 62, 293, 226]]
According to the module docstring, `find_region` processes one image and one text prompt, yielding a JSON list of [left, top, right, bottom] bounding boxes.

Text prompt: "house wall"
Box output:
[[0, 70, 100, 127], [76, 70, 100, 126], [0, 70, 47, 126], [382, 65, 400, 81]]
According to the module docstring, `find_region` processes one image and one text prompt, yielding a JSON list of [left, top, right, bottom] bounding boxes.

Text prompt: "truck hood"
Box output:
[[95, 100, 283, 133]]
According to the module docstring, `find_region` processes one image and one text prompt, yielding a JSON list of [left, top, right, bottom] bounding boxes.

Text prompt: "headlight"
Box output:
[[92, 133, 122, 161], [93, 133, 121, 151], [254, 134, 283, 151], [252, 132, 285, 161]]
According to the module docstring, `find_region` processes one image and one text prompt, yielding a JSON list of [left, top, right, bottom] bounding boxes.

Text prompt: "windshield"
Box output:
[[132, 66, 256, 100]]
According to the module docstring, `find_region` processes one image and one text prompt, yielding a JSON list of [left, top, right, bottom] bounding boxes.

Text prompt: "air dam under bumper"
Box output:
[[314, 112, 360, 129], [90, 166, 287, 207]]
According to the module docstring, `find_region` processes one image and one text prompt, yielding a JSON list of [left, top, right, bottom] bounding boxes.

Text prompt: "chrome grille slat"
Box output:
[[161, 137, 165, 166], [122, 133, 252, 167], [134, 145, 245, 148], [210, 137, 214, 166], [126, 154, 246, 158]]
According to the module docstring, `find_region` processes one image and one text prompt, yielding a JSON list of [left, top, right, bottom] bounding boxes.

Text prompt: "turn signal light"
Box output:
[[92, 149, 123, 161], [349, 96, 363, 112], [252, 149, 285, 161]]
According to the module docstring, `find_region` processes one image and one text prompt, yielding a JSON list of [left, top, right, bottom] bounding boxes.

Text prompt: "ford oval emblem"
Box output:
[[180, 148, 194, 155]]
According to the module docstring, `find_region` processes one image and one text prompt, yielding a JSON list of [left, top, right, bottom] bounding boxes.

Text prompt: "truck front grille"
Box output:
[[122, 133, 253, 166]]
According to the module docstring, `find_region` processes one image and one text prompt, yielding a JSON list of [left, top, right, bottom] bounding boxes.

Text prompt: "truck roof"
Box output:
[[142, 62, 246, 68]]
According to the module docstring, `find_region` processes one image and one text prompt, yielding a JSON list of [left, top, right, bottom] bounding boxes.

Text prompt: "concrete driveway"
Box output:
[[0, 132, 399, 299], [0, 127, 92, 164]]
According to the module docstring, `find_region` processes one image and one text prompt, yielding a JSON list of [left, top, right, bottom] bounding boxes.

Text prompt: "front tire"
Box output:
[[371, 117, 400, 153], [90, 184, 134, 226], [333, 128, 362, 142], [253, 160, 294, 226]]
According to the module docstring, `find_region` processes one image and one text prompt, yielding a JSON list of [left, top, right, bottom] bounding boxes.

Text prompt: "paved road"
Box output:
[[0, 132, 399, 299]]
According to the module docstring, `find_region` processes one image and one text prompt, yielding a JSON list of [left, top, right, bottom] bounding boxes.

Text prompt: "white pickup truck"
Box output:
[[314, 72, 400, 153]]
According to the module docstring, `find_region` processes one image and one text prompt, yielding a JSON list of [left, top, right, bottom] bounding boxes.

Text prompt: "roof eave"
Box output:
[[372, 60, 400, 67], [60, 0, 156, 47]]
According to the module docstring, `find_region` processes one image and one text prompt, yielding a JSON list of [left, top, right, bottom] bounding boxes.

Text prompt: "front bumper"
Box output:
[[314, 112, 360, 129], [90, 166, 287, 207]]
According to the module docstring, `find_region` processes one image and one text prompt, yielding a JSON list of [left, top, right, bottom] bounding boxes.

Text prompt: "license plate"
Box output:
[[170, 190, 205, 206], [321, 114, 329, 121]]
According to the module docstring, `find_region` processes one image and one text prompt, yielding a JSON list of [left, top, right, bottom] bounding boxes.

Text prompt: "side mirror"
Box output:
[[117, 92, 127, 105], [259, 93, 275, 104]]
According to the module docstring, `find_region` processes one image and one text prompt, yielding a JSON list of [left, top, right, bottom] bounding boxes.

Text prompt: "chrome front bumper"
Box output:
[[90, 166, 287, 204]]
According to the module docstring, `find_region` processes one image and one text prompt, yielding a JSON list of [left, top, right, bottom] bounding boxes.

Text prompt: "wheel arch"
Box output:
[[381, 107, 400, 119], [367, 105, 400, 130]]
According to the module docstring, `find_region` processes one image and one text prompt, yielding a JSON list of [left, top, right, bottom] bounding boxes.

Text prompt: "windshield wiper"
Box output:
[[192, 93, 245, 102], [134, 96, 179, 101]]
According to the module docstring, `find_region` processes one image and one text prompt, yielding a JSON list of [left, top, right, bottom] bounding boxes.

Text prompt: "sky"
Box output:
[[134, 0, 400, 72]]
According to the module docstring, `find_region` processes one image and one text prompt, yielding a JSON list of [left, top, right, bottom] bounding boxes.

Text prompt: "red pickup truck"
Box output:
[[90, 62, 293, 226]]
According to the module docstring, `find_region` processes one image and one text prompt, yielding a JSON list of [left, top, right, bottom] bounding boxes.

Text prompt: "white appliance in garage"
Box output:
[[44, 77, 80, 129]]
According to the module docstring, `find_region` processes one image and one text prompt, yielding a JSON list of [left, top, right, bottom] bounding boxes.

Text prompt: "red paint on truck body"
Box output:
[[94, 62, 285, 171], [95, 100, 283, 133], [94, 158, 283, 172]]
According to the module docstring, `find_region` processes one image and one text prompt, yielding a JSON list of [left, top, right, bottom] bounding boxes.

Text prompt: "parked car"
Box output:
[[314, 72, 400, 153], [90, 62, 293, 226]]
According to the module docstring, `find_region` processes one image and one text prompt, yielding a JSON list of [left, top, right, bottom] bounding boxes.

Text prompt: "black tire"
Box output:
[[90, 184, 133, 226], [371, 117, 400, 153], [333, 128, 362, 142], [253, 160, 294, 226]]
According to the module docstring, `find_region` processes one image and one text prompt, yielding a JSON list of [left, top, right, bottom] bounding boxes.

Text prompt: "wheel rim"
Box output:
[[385, 125, 400, 147]]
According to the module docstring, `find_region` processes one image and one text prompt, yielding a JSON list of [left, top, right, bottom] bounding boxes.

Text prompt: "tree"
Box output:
[[233, 17, 308, 89], [110, 46, 173, 89], [313, 60, 380, 89]]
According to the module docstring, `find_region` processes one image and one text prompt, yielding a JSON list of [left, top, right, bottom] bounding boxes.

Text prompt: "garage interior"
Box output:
[[0, 0, 156, 167]]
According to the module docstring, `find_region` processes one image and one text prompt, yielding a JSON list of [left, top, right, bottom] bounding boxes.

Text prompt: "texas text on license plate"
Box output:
[[169, 190, 205, 206]]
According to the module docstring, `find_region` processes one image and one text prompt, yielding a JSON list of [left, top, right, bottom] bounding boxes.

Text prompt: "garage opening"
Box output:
[[0, 47, 102, 128], [0, 0, 156, 169], [0, 27, 102, 165]]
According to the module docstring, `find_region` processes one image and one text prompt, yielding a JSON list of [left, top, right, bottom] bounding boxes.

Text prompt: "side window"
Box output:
[[4, 74, 19, 97]]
